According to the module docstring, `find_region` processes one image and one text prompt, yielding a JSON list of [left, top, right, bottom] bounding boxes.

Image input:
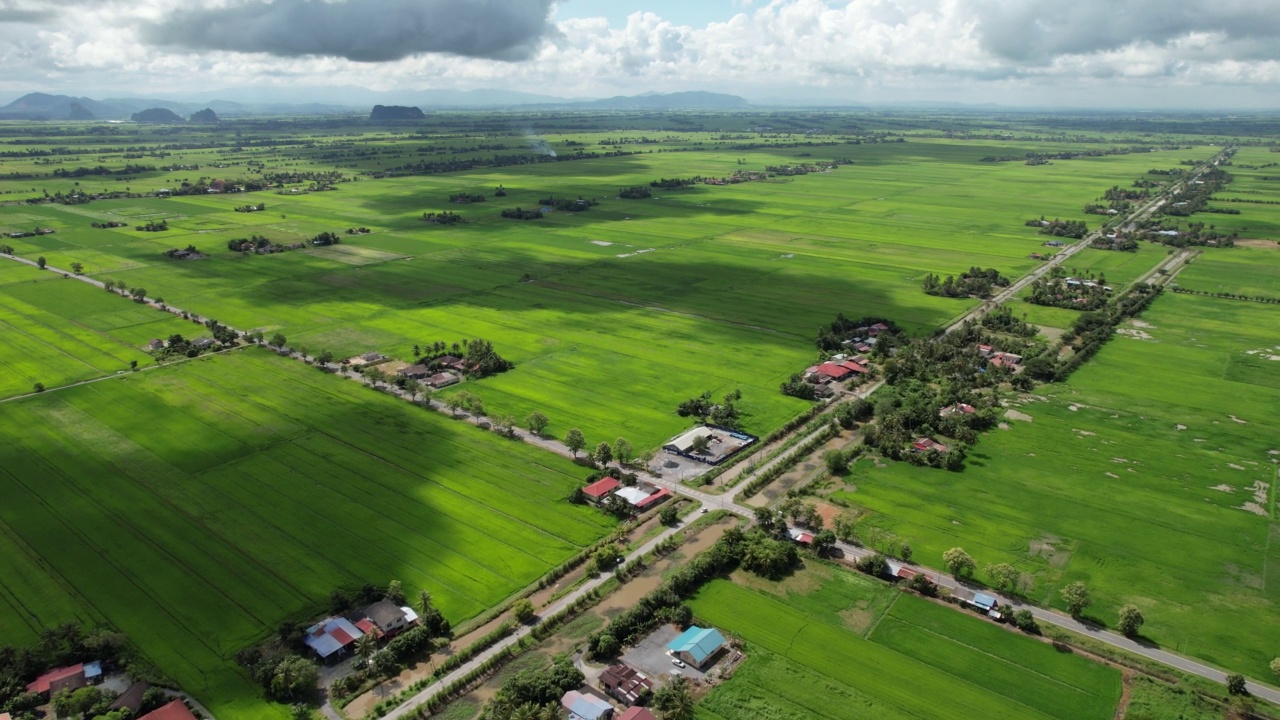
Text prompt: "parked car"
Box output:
[[671, 658, 687, 668]]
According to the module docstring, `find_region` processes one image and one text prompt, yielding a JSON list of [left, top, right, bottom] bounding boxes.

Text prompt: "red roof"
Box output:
[[330, 627, 356, 646], [636, 487, 672, 509], [619, 709, 658, 720], [355, 619, 383, 638], [583, 476, 620, 498], [815, 362, 853, 380], [140, 700, 198, 720], [27, 664, 83, 695], [839, 361, 869, 374]]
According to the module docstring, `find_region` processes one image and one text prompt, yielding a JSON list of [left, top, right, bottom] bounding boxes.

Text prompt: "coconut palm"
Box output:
[[355, 632, 378, 664]]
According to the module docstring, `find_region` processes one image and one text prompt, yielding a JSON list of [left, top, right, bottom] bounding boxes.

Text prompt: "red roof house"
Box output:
[[940, 403, 976, 417], [839, 360, 869, 374], [27, 664, 86, 697], [635, 487, 672, 509], [913, 438, 949, 453], [139, 700, 198, 720], [355, 618, 384, 639], [619, 709, 658, 720], [815, 362, 853, 381], [583, 477, 621, 504]]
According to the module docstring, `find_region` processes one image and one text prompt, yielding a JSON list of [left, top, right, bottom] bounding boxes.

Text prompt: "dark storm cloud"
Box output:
[[140, 0, 558, 62], [976, 0, 1280, 63]]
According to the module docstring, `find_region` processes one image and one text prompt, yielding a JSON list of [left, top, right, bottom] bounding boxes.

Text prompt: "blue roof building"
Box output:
[[972, 592, 998, 611], [666, 626, 726, 668]]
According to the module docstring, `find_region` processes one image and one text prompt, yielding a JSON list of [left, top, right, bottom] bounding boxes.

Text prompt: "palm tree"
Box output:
[[655, 676, 695, 720], [417, 589, 433, 615], [355, 633, 378, 665]]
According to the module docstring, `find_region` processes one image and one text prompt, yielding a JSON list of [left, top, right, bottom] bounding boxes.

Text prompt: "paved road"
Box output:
[[826, 537, 1280, 703], [380, 520, 690, 720]]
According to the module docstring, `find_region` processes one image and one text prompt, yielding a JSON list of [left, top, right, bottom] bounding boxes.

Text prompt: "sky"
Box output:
[[2, 0, 1280, 108]]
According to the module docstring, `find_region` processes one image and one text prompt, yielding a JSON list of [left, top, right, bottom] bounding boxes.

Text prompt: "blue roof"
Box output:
[[303, 617, 364, 658], [667, 626, 726, 664], [83, 661, 102, 679], [972, 592, 998, 610], [568, 695, 612, 720]]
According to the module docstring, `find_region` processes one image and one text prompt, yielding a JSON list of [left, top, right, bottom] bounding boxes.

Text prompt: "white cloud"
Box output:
[[1, 0, 1279, 106]]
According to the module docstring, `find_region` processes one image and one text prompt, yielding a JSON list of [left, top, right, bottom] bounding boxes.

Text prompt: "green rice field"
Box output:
[[0, 350, 614, 720], [835, 290, 1280, 679], [690, 574, 1120, 720]]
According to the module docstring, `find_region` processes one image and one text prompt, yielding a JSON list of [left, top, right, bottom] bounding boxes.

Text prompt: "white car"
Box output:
[[671, 658, 687, 668]]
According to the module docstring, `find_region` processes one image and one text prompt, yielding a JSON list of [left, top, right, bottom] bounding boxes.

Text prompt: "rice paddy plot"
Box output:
[[689, 577, 1119, 720], [0, 350, 615, 720]]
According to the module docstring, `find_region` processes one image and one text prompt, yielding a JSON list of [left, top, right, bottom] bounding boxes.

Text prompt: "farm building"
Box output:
[[346, 352, 388, 367], [139, 700, 198, 720], [147, 339, 165, 351], [561, 690, 614, 720], [190, 338, 215, 350], [583, 476, 621, 505], [939, 403, 976, 418], [663, 426, 758, 465], [26, 662, 96, 698], [885, 559, 918, 581], [109, 682, 150, 713], [615, 483, 672, 510], [618, 709, 657, 720], [599, 664, 653, 705], [667, 626, 726, 669], [425, 372, 460, 389], [303, 617, 364, 660], [363, 600, 417, 637], [913, 438, 949, 453], [399, 364, 431, 380], [952, 588, 1001, 616]]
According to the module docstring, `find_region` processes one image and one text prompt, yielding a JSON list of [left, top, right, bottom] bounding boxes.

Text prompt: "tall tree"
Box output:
[[592, 442, 612, 466], [653, 675, 695, 720], [613, 437, 633, 465], [564, 428, 586, 457], [526, 411, 549, 436], [943, 547, 976, 579], [1117, 605, 1144, 637], [1061, 581, 1090, 617]]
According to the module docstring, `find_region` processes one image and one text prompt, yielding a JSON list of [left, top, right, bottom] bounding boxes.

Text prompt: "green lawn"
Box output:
[[690, 577, 1120, 720], [0, 350, 614, 720]]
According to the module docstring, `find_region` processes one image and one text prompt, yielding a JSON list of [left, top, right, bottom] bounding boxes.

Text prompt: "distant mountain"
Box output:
[[577, 91, 749, 110], [188, 108, 219, 124], [131, 107, 185, 124], [67, 102, 95, 121], [369, 105, 425, 121]]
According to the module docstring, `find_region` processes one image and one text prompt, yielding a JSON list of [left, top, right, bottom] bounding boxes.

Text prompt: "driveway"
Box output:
[[621, 625, 708, 685]]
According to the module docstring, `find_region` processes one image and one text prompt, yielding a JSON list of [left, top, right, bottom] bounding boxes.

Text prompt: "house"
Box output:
[[399, 364, 431, 380], [190, 337, 215, 349], [976, 344, 994, 358], [561, 690, 614, 720], [364, 600, 414, 637], [303, 617, 364, 660], [347, 351, 388, 367], [885, 559, 918, 581], [667, 626, 726, 669], [425, 372, 460, 389], [148, 339, 165, 351], [939, 403, 976, 418], [26, 664, 89, 698], [787, 527, 815, 545], [972, 592, 998, 612], [109, 682, 151, 713], [663, 425, 757, 465], [913, 438, 949, 453], [599, 664, 653, 705], [434, 355, 466, 371], [138, 700, 199, 720], [583, 476, 621, 505], [839, 360, 869, 375], [354, 618, 383, 640], [615, 483, 672, 510], [618, 709, 657, 720]]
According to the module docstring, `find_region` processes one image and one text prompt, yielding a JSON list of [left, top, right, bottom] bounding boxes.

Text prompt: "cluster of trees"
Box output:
[[52, 164, 155, 177], [921, 267, 1010, 298], [1162, 165, 1235, 217], [815, 314, 904, 354], [421, 211, 463, 225], [309, 231, 341, 246], [90, 221, 127, 229], [1025, 276, 1109, 311], [0, 245, 13, 255], [536, 195, 596, 212], [764, 160, 848, 175], [1091, 234, 1139, 252], [237, 649, 317, 704], [163, 245, 202, 259], [676, 389, 744, 430], [226, 235, 302, 254], [234, 202, 266, 213], [135, 220, 168, 232], [1026, 217, 1089, 239], [0, 624, 155, 720], [478, 656, 582, 720], [981, 306, 1038, 337], [414, 338, 513, 379], [649, 177, 699, 189], [618, 186, 652, 199], [449, 192, 486, 204], [345, 227, 371, 235], [780, 373, 817, 400], [1133, 219, 1237, 248], [500, 207, 543, 220]]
